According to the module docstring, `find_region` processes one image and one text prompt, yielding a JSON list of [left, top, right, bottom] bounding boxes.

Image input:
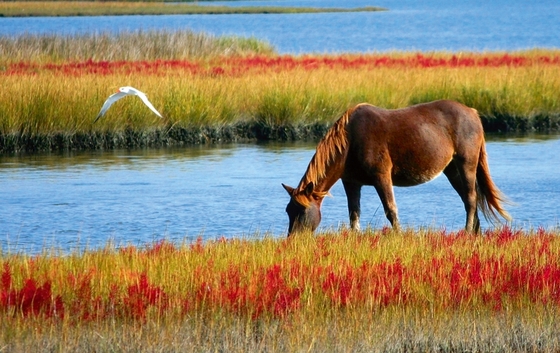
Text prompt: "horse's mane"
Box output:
[[296, 104, 365, 193]]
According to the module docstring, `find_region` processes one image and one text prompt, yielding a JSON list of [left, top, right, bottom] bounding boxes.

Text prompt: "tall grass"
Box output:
[[2, 57, 559, 128], [1, 33, 560, 151], [2, 227, 560, 351], [0, 30, 276, 62]]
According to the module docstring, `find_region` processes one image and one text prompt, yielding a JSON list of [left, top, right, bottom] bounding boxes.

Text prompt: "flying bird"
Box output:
[[94, 86, 163, 122]]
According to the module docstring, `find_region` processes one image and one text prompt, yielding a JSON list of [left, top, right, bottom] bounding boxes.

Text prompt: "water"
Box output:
[[1, 1, 559, 253], [1, 0, 559, 53], [0, 135, 559, 254]]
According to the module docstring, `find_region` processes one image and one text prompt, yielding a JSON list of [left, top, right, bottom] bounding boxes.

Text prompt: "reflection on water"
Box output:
[[0, 145, 238, 171], [485, 132, 560, 143], [0, 136, 559, 254]]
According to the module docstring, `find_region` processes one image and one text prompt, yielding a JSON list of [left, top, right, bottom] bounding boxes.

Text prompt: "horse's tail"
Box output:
[[476, 140, 511, 223]]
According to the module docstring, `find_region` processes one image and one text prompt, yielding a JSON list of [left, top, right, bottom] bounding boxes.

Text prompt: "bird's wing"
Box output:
[[135, 91, 163, 118], [94, 91, 128, 123]]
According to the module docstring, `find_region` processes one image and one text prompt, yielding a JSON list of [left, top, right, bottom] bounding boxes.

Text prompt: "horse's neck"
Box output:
[[315, 170, 342, 193], [298, 152, 345, 193], [297, 108, 352, 194]]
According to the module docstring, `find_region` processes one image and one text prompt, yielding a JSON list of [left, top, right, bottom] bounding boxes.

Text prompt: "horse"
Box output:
[[282, 99, 510, 236]]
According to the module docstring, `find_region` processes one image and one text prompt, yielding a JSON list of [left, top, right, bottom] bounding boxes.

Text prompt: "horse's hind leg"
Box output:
[[343, 180, 362, 230], [443, 161, 480, 233]]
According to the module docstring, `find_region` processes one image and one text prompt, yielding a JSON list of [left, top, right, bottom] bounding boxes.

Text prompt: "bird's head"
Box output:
[[119, 86, 135, 94]]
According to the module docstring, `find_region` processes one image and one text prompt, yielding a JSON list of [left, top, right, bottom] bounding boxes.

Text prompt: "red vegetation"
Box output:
[[122, 273, 168, 320], [197, 263, 301, 318], [2, 227, 560, 323], [1, 264, 64, 318], [4, 53, 560, 77]]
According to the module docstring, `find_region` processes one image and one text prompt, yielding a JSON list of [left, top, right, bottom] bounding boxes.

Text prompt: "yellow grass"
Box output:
[[1, 34, 559, 151], [1, 61, 559, 133], [2, 228, 560, 351]]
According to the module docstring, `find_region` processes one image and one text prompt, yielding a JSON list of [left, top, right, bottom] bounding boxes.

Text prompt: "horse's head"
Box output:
[[282, 182, 327, 236]]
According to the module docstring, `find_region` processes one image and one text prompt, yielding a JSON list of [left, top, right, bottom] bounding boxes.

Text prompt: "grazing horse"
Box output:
[[282, 100, 510, 236]]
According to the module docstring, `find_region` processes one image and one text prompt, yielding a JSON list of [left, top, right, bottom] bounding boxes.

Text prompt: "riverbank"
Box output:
[[1, 31, 560, 153], [0, 1, 386, 17], [3, 116, 560, 154], [2, 228, 560, 352], [0, 123, 331, 153]]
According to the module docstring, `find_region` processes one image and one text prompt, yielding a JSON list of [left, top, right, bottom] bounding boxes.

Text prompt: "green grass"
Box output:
[[0, 1, 387, 17]]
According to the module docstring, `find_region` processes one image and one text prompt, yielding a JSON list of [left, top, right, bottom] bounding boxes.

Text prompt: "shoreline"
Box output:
[[2, 116, 559, 154], [0, 2, 387, 17]]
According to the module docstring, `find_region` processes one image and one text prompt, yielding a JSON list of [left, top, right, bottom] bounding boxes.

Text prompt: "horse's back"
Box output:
[[348, 100, 483, 148], [351, 99, 478, 127], [344, 100, 484, 186]]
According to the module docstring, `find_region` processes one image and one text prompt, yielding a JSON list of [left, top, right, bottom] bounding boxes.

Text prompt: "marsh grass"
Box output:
[[0, 1, 386, 17], [1, 33, 560, 151], [3, 310, 560, 352], [0, 30, 276, 62], [2, 228, 560, 352], [3, 63, 559, 131]]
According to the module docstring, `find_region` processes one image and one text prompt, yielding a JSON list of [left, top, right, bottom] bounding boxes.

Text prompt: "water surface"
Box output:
[[1, 0, 558, 53], [1, 135, 558, 254], [1, 0, 559, 253]]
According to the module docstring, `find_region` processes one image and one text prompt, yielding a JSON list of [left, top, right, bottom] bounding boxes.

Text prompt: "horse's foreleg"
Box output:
[[373, 174, 400, 231], [343, 180, 362, 231], [465, 187, 479, 233]]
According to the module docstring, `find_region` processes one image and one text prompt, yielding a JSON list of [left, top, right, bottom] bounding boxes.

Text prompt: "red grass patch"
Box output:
[[4, 53, 560, 77]]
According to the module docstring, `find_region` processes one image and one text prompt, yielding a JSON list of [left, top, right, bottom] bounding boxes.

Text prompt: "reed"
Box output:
[[0, 30, 276, 63], [1, 42, 560, 151], [2, 227, 560, 352]]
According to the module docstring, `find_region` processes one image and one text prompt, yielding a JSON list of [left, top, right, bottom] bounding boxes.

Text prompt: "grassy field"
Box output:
[[2, 227, 560, 352], [0, 1, 386, 17], [1, 31, 560, 153]]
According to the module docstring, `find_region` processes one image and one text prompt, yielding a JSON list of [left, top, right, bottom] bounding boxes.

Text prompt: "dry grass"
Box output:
[[3, 310, 560, 352], [0, 30, 276, 62]]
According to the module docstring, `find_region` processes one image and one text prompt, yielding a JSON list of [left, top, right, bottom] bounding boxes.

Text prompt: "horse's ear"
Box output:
[[303, 182, 314, 197], [282, 183, 295, 195]]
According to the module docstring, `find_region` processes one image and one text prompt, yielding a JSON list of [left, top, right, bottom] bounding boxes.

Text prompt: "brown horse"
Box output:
[[282, 100, 510, 236]]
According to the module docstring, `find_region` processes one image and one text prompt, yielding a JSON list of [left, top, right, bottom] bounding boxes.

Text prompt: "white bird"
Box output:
[[94, 86, 163, 123]]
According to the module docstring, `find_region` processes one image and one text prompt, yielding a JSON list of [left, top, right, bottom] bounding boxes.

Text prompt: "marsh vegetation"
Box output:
[[2, 228, 560, 352], [1, 31, 559, 152]]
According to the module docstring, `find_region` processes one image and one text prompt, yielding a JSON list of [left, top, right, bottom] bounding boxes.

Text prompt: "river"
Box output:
[[0, 0, 559, 253], [0, 135, 559, 254], [1, 0, 559, 53]]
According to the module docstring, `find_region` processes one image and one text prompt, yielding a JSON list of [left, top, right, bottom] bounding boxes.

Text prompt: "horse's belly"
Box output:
[[392, 169, 443, 187], [391, 153, 452, 187]]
